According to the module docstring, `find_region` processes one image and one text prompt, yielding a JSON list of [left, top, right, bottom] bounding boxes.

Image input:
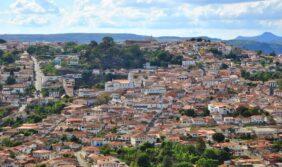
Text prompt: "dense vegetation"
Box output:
[[232, 106, 266, 117], [145, 50, 182, 67], [79, 37, 182, 69], [0, 107, 13, 119], [101, 141, 231, 167], [1, 100, 65, 128], [5, 75, 16, 85], [27, 37, 183, 70], [179, 108, 210, 117], [27, 45, 60, 59], [41, 62, 59, 76], [0, 39, 6, 44], [212, 133, 225, 143], [209, 48, 246, 62], [75, 70, 127, 89], [0, 50, 18, 65], [241, 70, 282, 82], [278, 79, 282, 90], [0, 138, 22, 147]]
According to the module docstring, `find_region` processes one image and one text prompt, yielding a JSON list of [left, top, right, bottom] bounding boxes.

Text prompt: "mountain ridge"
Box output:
[[235, 32, 282, 45]]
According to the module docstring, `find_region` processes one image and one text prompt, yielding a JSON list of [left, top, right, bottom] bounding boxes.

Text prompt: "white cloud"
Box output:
[[9, 15, 49, 25], [180, 0, 282, 20], [60, 0, 167, 28], [0, 0, 281, 38], [7, 0, 60, 26], [10, 0, 46, 14], [10, 0, 59, 14]]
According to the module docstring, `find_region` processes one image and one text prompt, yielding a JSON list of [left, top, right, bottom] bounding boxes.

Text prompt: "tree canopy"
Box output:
[[102, 141, 230, 167], [212, 133, 225, 143], [0, 39, 6, 44]]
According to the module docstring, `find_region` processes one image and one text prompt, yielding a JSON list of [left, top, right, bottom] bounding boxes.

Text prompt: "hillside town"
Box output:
[[0, 37, 281, 167]]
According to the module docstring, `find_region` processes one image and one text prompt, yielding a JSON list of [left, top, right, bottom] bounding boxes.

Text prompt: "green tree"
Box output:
[[270, 51, 276, 57], [195, 138, 206, 153], [212, 133, 225, 143], [220, 63, 229, 69], [0, 39, 6, 44], [196, 158, 219, 167], [1, 51, 16, 64], [174, 162, 193, 167], [162, 155, 173, 167], [272, 141, 282, 152], [179, 109, 195, 117], [256, 50, 262, 55], [95, 93, 111, 105], [136, 153, 151, 167], [278, 79, 282, 90], [89, 40, 98, 48], [42, 62, 58, 76], [5, 76, 16, 85], [1, 138, 22, 147], [102, 37, 114, 48], [201, 107, 210, 117]]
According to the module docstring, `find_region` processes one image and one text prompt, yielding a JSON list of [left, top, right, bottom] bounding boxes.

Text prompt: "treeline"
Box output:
[[101, 141, 231, 167], [241, 70, 282, 82]]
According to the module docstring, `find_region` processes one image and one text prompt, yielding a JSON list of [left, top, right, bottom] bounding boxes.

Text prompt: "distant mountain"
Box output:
[[226, 40, 282, 54], [0, 33, 152, 43], [227, 32, 282, 54], [0, 33, 221, 44], [235, 32, 282, 45]]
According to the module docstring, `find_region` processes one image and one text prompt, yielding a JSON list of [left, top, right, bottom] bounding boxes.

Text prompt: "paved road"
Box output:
[[145, 111, 162, 133], [31, 56, 44, 93], [75, 151, 91, 167]]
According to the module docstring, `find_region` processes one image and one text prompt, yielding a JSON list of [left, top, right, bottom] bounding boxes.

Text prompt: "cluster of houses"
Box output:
[[0, 39, 281, 166], [0, 52, 34, 107]]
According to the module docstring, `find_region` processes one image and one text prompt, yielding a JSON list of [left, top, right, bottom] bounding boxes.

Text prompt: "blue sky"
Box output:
[[0, 0, 281, 39]]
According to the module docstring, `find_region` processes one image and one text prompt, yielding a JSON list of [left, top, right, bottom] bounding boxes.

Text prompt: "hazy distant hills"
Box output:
[[0, 33, 151, 43], [0, 33, 220, 43], [227, 32, 282, 54], [1, 32, 282, 54], [235, 32, 282, 45], [226, 40, 282, 54]]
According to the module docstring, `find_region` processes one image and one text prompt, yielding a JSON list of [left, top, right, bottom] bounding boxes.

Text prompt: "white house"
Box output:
[[141, 86, 166, 95], [208, 102, 232, 115], [33, 150, 51, 160], [223, 117, 235, 124], [182, 60, 196, 68], [250, 115, 265, 124], [105, 80, 135, 91], [78, 88, 96, 97], [130, 134, 156, 146], [91, 138, 108, 147]]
